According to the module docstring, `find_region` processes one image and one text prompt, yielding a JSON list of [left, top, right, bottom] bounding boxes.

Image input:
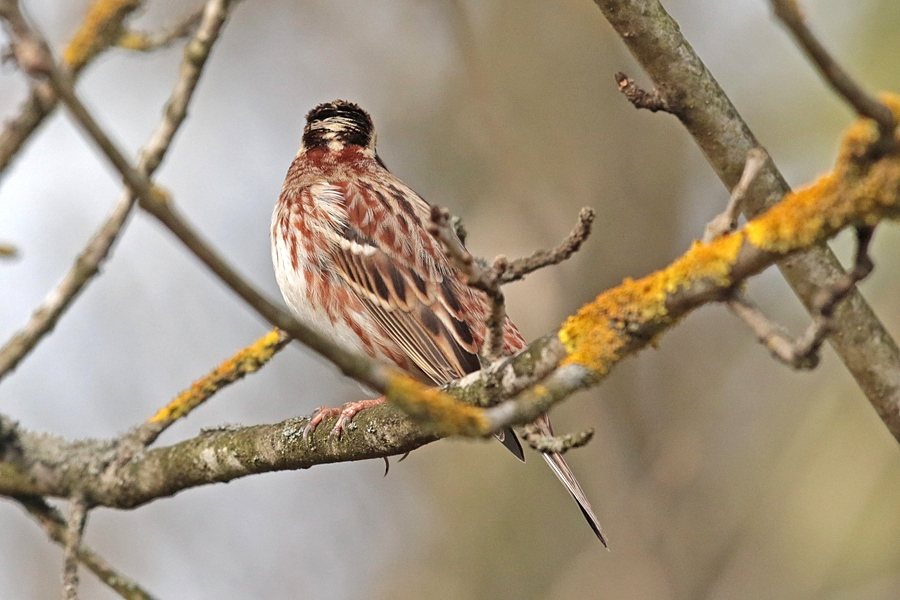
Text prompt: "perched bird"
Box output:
[[271, 100, 605, 545]]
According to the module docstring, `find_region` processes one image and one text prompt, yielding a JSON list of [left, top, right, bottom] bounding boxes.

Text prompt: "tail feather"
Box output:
[[540, 450, 607, 546], [495, 427, 525, 461], [534, 413, 607, 546]]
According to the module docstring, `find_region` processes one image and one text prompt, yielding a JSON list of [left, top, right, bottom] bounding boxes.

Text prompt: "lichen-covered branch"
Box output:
[[0, 408, 438, 508], [594, 0, 900, 439], [138, 328, 290, 446], [0, 100, 897, 505]]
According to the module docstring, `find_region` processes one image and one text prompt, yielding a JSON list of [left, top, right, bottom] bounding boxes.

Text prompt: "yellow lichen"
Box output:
[[62, 0, 141, 71], [561, 92, 900, 378], [149, 329, 287, 424], [561, 232, 744, 374], [386, 372, 489, 437]]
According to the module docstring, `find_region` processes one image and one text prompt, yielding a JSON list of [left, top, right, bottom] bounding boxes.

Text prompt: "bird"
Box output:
[[271, 99, 606, 545]]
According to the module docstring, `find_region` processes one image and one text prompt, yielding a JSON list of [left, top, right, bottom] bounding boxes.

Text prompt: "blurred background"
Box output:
[[2, 0, 900, 598]]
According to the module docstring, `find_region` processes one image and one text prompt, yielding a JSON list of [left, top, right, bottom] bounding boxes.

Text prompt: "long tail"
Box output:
[[535, 414, 607, 546]]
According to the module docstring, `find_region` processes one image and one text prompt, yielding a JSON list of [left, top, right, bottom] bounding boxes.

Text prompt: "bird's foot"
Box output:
[[303, 397, 385, 440]]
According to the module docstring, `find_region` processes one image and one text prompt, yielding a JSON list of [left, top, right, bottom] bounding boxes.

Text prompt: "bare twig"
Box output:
[[727, 292, 821, 369], [728, 226, 875, 369], [0, 0, 234, 382], [521, 423, 594, 454], [615, 71, 670, 113], [117, 6, 204, 52], [703, 148, 768, 242], [769, 0, 897, 151], [499, 207, 595, 284], [17, 496, 158, 600], [62, 495, 88, 600], [429, 205, 595, 360]]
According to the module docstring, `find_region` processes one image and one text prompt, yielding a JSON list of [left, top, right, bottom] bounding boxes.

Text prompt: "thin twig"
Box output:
[[499, 207, 595, 284], [615, 72, 671, 113], [727, 292, 820, 369], [0, 0, 233, 382], [429, 205, 595, 360], [117, 6, 204, 52], [703, 148, 768, 242], [521, 423, 594, 454], [769, 0, 897, 151], [62, 495, 88, 600], [728, 226, 875, 369], [17, 496, 158, 600]]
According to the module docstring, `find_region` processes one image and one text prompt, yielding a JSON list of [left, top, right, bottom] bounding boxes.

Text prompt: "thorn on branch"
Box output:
[[615, 72, 671, 113], [728, 226, 876, 369], [703, 148, 768, 242], [769, 0, 897, 153], [521, 423, 594, 454]]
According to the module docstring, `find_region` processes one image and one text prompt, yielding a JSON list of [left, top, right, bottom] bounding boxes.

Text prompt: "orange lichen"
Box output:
[[561, 92, 900, 377], [149, 329, 288, 424], [561, 232, 744, 373], [386, 372, 490, 436], [748, 94, 900, 253], [62, 0, 141, 71]]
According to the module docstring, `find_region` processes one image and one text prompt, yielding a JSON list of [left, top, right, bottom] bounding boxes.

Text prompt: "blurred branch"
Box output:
[[117, 6, 204, 52], [0, 0, 145, 181], [703, 148, 767, 243], [594, 0, 900, 441], [521, 424, 594, 454], [62, 495, 88, 600], [769, 0, 897, 150], [16, 496, 158, 600], [0, 0, 235, 382]]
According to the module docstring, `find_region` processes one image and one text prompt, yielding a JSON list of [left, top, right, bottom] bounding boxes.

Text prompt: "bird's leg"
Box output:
[[303, 397, 386, 439]]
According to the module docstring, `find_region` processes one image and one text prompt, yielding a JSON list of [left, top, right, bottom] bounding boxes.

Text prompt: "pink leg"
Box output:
[[303, 397, 386, 439]]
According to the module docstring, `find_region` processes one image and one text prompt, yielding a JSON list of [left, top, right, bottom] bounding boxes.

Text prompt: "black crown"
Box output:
[[303, 100, 375, 149]]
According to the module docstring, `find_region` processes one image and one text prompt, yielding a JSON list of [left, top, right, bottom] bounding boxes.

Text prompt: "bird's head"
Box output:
[[300, 100, 377, 156]]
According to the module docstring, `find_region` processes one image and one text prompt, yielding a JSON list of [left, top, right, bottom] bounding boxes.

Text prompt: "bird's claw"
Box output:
[[302, 398, 385, 440]]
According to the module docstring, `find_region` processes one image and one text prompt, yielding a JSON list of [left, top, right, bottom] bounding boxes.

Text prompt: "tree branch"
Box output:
[[62, 495, 88, 600], [16, 496, 158, 600], [0, 0, 236, 382], [594, 0, 900, 441], [0, 0, 146, 181], [769, 0, 897, 150]]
